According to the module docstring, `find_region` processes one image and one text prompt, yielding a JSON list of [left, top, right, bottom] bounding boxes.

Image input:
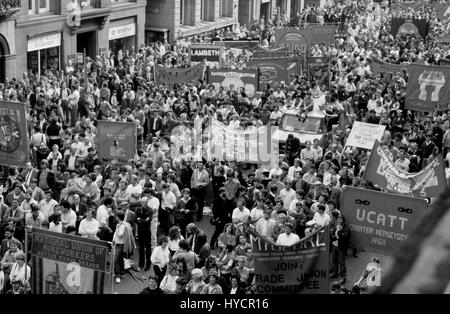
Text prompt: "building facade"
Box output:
[[0, 0, 146, 80], [145, 0, 239, 43]]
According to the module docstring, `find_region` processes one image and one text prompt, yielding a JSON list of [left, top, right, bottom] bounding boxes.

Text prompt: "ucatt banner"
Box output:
[[96, 120, 136, 161], [370, 57, 408, 75], [346, 121, 386, 150], [405, 63, 450, 112], [207, 68, 259, 97], [30, 228, 109, 294], [340, 187, 428, 255], [247, 226, 329, 294], [154, 64, 205, 87], [0, 101, 29, 167], [364, 140, 447, 198]]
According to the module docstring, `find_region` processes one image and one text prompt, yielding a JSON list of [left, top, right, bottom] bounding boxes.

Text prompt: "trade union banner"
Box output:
[[405, 63, 450, 112], [205, 119, 278, 167], [364, 140, 447, 198], [207, 68, 259, 97], [346, 121, 386, 150], [370, 57, 409, 75], [189, 44, 222, 68], [212, 39, 260, 50], [247, 57, 290, 90], [390, 18, 429, 41], [300, 24, 337, 45], [251, 46, 289, 59], [30, 228, 109, 294], [0, 101, 29, 167], [308, 56, 330, 86], [247, 226, 329, 294], [274, 29, 309, 52], [340, 187, 428, 255], [96, 120, 137, 161], [154, 64, 205, 87]]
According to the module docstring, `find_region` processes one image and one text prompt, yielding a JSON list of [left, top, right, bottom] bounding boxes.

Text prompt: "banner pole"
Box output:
[[110, 243, 115, 294], [24, 226, 29, 283]]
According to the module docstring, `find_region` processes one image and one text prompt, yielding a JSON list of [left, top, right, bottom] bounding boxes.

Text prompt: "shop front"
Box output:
[[27, 32, 61, 77], [109, 19, 137, 54]]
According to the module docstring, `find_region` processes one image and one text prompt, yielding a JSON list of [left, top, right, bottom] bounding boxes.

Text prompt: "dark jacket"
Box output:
[[330, 224, 350, 251], [212, 196, 230, 225]]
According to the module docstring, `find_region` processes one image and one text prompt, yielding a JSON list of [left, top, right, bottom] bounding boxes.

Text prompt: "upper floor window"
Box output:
[[28, 0, 51, 14]]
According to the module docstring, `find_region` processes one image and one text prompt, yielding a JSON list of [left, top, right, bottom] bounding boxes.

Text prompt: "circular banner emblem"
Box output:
[[0, 115, 21, 153]]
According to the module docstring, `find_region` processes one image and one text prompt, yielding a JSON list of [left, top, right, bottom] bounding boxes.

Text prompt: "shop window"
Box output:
[[27, 47, 60, 77]]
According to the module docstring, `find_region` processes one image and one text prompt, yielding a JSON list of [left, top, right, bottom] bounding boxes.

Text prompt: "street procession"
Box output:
[[1, 0, 450, 298]]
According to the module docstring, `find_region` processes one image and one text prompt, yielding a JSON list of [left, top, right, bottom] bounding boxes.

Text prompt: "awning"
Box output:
[[145, 27, 169, 33]]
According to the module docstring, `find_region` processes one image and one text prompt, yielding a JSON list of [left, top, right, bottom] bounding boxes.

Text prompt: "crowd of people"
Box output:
[[1, 0, 450, 295]]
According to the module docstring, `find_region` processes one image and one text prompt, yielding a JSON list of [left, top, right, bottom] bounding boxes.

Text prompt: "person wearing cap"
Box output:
[[255, 206, 276, 239], [276, 221, 300, 246]]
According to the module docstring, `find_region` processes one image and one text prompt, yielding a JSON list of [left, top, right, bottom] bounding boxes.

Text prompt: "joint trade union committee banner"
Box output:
[[247, 226, 329, 294], [154, 64, 205, 87], [0, 101, 29, 167], [405, 63, 450, 112], [96, 120, 136, 161], [207, 68, 259, 97], [247, 57, 290, 90], [30, 228, 109, 294], [364, 140, 447, 198], [340, 187, 428, 255]]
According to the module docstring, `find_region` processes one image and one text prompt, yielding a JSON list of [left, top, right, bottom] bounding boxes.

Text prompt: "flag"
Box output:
[[247, 226, 330, 294], [154, 64, 205, 87], [364, 140, 447, 198], [247, 57, 290, 90], [96, 121, 137, 161], [405, 63, 450, 111], [370, 57, 408, 75], [390, 18, 429, 41]]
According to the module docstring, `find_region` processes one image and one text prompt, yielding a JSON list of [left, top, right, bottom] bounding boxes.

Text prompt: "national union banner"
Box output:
[[370, 57, 408, 75], [207, 68, 259, 97], [96, 120, 137, 161], [0, 101, 29, 167], [30, 228, 109, 294], [364, 140, 447, 198], [405, 63, 450, 112], [247, 226, 329, 294], [339, 187, 428, 255], [247, 57, 290, 90], [154, 64, 205, 87]]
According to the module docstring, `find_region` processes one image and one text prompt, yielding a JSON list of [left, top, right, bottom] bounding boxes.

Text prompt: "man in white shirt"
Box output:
[[160, 183, 176, 234], [38, 190, 58, 221], [255, 208, 276, 238], [394, 149, 410, 172], [126, 175, 143, 196], [276, 223, 300, 246], [312, 204, 331, 227], [96, 197, 114, 227], [287, 158, 302, 181], [147, 190, 160, 250], [232, 200, 251, 234], [60, 200, 77, 232], [279, 181, 296, 210]]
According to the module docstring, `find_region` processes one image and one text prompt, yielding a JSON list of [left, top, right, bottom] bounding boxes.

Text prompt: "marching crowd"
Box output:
[[1, 0, 450, 294]]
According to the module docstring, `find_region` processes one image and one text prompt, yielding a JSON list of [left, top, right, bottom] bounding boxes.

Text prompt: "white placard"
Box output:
[[28, 33, 61, 52], [346, 121, 386, 150], [109, 23, 136, 40]]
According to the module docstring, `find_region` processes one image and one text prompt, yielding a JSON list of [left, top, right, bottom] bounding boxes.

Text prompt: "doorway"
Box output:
[[0, 34, 9, 84], [261, 2, 271, 22], [77, 31, 97, 59]]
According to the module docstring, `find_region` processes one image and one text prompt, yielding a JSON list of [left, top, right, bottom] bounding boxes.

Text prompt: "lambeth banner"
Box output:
[[0, 101, 29, 167], [405, 63, 450, 112], [96, 120, 137, 161], [30, 228, 109, 294], [208, 68, 259, 97], [247, 57, 290, 90], [346, 121, 386, 150], [248, 226, 329, 294], [189, 44, 222, 68], [390, 18, 429, 41], [364, 140, 447, 198], [340, 187, 428, 255], [154, 64, 205, 87], [371, 57, 408, 75]]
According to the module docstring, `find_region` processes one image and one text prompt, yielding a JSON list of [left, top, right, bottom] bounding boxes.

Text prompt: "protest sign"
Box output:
[[340, 187, 428, 255], [30, 228, 109, 294], [96, 121, 137, 161], [207, 68, 259, 97], [0, 101, 29, 167], [364, 141, 447, 198], [247, 57, 290, 90], [370, 57, 408, 75], [405, 63, 450, 112], [189, 44, 222, 68], [346, 121, 386, 150], [212, 39, 260, 50], [154, 64, 205, 87], [390, 18, 429, 41], [248, 226, 329, 294], [205, 119, 278, 167]]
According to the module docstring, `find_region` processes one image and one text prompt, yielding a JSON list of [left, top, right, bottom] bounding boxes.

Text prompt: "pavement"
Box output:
[[106, 211, 393, 294]]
